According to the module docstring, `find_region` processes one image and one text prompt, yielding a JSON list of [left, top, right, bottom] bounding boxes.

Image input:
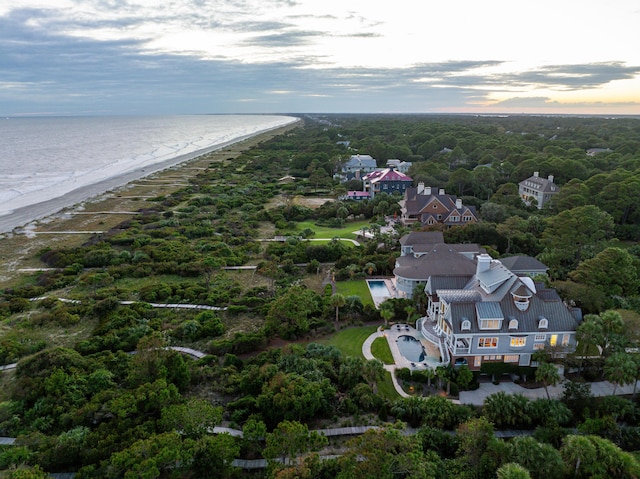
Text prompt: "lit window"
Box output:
[[562, 334, 570, 347], [478, 337, 498, 348], [510, 337, 526, 348], [550, 334, 558, 347], [504, 355, 519, 363], [479, 319, 502, 330]]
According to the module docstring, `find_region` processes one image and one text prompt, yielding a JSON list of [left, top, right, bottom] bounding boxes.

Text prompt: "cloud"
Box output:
[[505, 62, 640, 90]]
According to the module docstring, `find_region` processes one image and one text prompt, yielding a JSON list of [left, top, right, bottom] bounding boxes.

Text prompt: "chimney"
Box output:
[[533, 171, 539, 177], [456, 198, 462, 209], [476, 254, 492, 274], [425, 186, 431, 195], [417, 182, 424, 194], [439, 188, 445, 195], [548, 174, 554, 183]]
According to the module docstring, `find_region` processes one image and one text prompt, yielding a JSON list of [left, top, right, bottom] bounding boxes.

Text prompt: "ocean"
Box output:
[[0, 115, 297, 233]]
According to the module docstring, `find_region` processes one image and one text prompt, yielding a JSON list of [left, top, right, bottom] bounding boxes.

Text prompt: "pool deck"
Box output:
[[380, 323, 444, 371], [362, 323, 446, 399], [366, 278, 396, 308]]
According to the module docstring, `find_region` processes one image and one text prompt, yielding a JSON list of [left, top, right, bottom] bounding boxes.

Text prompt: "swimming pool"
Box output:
[[367, 279, 392, 296], [396, 335, 426, 362]]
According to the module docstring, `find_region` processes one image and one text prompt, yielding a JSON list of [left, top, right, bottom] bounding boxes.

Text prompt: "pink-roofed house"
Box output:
[[362, 167, 413, 199]]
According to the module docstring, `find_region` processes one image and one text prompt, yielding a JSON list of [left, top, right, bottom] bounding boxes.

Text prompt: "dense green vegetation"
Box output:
[[0, 114, 640, 477]]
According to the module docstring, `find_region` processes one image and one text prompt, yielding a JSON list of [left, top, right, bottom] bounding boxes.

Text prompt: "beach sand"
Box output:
[[0, 120, 300, 287]]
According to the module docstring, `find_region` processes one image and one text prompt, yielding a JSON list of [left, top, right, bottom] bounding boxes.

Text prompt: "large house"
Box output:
[[399, 184, 478, 227], [394, 231, 483, 300], [518, 172, 559, 209], [362, 167, 413, 199], [335, 154, 378, 181], [418, 254, 581, 370], [386, 159, 412, 174]]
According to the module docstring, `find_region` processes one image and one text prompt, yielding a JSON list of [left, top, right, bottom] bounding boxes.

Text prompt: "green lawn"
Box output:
[[302, 239, 356, 247], [318, 325, 400, 400], [371, 337, 394, 364], [336, 280, 374, 307], [377, 371, 401, 400], [294, 220, 371, 240], [319, 325, 378, 358]]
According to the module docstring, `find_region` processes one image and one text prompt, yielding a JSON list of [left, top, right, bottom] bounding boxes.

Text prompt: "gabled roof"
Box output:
[[363, 168, 413, 183], [499, 256, 548, 274], [519, 174, 558, 193]]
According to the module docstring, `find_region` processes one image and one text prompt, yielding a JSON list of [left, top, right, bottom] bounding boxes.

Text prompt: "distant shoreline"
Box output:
[[0, 118, 300, 235]]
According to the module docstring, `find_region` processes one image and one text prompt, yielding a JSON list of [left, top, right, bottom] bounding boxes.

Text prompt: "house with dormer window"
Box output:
[[418, 253, 581, 370], [399, 183, 478, 227], [518, 172, 559, 209]]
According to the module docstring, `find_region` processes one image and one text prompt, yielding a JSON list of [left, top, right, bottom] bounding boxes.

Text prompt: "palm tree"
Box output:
[[364, 262, 377, 276], [575, 316, 602, 375], [362, 359, 385, 393], [330, 293, 346, 327], [604, 351, 637, 394], [535, 362, 561, 400], [379, 301, 395, 328]]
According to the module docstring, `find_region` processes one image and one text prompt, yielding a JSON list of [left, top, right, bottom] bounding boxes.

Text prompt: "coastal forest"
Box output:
[[1, 114, 640, 478]]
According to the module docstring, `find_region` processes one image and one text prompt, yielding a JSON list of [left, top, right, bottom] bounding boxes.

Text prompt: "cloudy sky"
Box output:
[[2, 0, 640, 116]]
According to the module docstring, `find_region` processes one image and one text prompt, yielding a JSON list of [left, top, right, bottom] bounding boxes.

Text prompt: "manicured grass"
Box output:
[[295, 220, 371, 240], [302, 239, 356, 247], [371, 337, 394, 364], [319, 325, 378, 358], [377, 371, 401, 400], [335, 280, 374, 307]]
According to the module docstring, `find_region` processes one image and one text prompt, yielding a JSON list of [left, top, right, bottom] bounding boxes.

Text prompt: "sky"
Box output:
[[2, 0, 640, 116]]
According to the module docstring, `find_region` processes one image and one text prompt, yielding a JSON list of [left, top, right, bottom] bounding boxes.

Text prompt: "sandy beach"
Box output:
[[0, 120, 300, 286], [0, 119, 300, 235]]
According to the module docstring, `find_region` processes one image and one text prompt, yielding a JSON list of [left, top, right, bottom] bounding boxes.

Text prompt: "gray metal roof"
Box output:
[[499, 255, 549, 273], [476, 302, 504, 320]]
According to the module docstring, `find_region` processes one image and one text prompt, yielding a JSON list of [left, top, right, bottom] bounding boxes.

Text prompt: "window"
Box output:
[[510, 337, 526, 348], [508, 319, 518, 330], [461, 320, 471, 331], [562, 334, 570, 347], [534, 334, 546, 342], [478, 337, 498, 348], [538, 318, 548, 329], [534, 343, 545, 350], [451, 216, 459, 222], [479, 319, 502, 330], [474, 356, 482, 368], [550, 334, 558, 347], [504, 355, 519, 363]]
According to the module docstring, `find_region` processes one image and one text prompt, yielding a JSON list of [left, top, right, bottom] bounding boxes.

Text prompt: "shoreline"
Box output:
[[0, 119, 301, 286], [0, 118, 301, 235]]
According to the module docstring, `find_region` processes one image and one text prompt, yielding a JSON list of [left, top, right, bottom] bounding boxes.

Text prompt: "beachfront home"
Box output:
[[518, 172, 559, 209], [399, 183, 478, 227], [419, 254, 581, 370]]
